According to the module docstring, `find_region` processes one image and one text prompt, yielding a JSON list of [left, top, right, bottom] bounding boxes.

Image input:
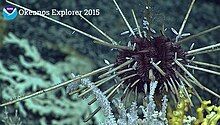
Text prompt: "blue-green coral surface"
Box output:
[[0, 33, 104, 125]]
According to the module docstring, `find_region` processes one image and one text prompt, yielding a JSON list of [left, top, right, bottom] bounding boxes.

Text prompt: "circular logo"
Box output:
[[2, 5, 18, 20]]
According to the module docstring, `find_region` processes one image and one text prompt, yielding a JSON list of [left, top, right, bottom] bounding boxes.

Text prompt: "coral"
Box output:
[[0, 33, 99, 125], [167, 89, 191, 125], [139, 81, 168, 125], [77, 77, 169, 125], [1, 0, 219, 125], [80, 77, 117, 125], [194, 100, 220, 125], [167, 91, 220, 125], [68, 75, 220, 125], [1, 107, 22, 125]]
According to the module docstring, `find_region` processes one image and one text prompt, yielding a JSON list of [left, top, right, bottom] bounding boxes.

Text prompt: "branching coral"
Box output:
[[139, 81, 168, 125], [168, 89, 192, 125], [1, 107, 22, 125], [194, 100, 220, 125], [77, 76, 168, 125], [80, 77, 117, 125], [168, 91, 220, 125], [0, 33, 99, 124]]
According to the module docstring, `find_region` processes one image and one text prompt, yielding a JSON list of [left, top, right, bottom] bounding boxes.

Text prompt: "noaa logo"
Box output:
[[2, 5, 18, 20]]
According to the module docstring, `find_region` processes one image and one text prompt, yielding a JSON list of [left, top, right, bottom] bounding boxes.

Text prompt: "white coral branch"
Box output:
[[80, 78, 117, 125]]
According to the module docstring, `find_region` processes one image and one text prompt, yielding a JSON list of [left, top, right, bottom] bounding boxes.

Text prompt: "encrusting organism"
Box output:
[[1, 0, 220, 124]]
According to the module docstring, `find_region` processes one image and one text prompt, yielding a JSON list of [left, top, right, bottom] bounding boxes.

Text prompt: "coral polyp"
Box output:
[[116, 36, 187, 92]]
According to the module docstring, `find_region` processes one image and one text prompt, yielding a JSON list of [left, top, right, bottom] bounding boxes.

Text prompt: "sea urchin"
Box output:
[[1, 0, 220, 123], [116, 36, 187, 92]]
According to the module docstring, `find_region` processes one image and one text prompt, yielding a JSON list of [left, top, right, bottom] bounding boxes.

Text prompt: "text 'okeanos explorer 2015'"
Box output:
[[18, 8, 100, 17]]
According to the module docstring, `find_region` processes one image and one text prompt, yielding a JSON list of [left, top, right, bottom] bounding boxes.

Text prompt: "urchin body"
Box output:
[[116, 36, 187, 91]]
